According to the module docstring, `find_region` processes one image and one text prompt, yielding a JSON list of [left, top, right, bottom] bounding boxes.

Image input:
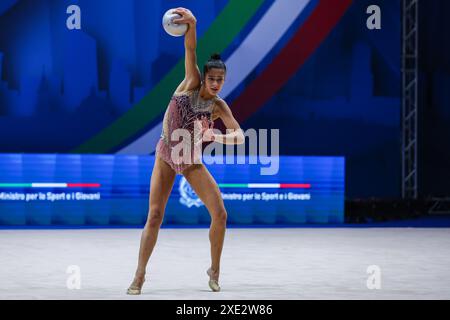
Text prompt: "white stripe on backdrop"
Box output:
[[117, 0, 311, 155]]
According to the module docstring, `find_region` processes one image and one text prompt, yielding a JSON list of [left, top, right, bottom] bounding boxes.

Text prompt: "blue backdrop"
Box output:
[[0, 154, 344, 226], [0, 0, 401, 200]]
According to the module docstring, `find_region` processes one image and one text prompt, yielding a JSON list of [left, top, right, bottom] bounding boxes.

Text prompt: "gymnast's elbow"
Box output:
[[236, 129, 245, 145]]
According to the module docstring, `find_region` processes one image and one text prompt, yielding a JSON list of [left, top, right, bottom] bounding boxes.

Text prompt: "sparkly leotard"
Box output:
[[156, 88, 217, 174]]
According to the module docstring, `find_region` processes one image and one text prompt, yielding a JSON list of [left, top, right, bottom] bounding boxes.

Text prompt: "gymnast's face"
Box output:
[[204, 68, 226, 96]]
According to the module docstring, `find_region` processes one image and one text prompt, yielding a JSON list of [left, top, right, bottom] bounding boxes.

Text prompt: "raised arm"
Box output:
[[173, 8, 201, 93]]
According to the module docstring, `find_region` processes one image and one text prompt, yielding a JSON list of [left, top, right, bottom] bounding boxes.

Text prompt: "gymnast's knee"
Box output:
[[212, 208, 227, 226], [146, 207, 164, 229]]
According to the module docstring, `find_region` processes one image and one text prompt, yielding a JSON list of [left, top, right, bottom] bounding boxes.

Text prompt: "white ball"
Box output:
[[162, 9, 188, 37]]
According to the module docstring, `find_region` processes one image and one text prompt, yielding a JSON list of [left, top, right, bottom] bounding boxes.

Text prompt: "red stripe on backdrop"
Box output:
[[230, 0, 353, 123], [280, 184, 312, 189], [67, 183, 101, 188]]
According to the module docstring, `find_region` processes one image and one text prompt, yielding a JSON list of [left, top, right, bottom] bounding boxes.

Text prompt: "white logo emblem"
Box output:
[[179, 177, 203, 208]]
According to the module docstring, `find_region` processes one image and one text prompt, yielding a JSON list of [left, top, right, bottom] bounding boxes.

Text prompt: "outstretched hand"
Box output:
[[172, 8, 197, 26], [194, 118, 216, 143]]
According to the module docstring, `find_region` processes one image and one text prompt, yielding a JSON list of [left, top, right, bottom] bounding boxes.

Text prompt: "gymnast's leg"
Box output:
[[127, 156, 176, 294]]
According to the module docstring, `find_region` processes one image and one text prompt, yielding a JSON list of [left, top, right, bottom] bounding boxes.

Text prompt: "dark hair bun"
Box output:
[[204, 52, 227, 74], [210, 53, 222, 61]]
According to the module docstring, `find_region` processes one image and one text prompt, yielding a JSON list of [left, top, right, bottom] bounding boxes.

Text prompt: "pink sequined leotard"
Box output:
[[156, 88, 217, 174]]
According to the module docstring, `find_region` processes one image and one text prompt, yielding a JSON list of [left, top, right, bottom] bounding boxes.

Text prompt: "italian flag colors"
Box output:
[[0, 183, 101, 188], [219, 183, 311, 189], [72, 0, 354, 155], [0, 183, 310, 189]]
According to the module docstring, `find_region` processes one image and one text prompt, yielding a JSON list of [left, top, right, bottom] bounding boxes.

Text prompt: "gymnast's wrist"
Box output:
[[188, 19, 197, 27], [211, 133, 221, 143]]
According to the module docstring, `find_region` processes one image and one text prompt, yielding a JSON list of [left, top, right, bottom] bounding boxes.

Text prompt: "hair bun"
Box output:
[[210, 53, 222, 61]]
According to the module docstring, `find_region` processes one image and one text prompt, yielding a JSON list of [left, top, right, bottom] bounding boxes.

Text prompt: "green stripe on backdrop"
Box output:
[[218, 184, 248, 188], [73, 0, 265, 154], [0, 184, 32, 188]]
